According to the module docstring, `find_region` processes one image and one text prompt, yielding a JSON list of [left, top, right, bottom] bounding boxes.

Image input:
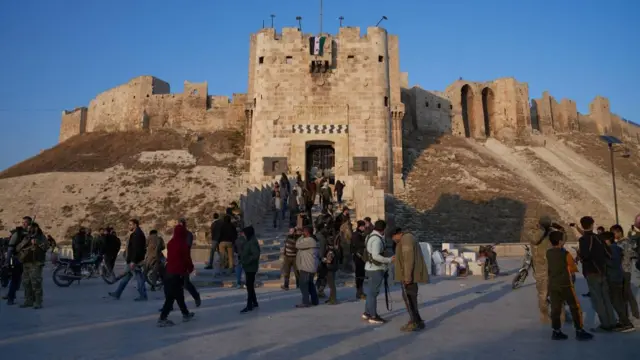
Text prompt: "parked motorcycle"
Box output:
[[52, 254, 116, 287], [478, 243, 500, 280], [512, 245, 534, 289]]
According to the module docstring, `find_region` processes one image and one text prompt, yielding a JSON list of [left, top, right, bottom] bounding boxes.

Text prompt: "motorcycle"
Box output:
[[52, 254, 116, 287], [144, 258, 165, 290], [478, 243, 500, 280], [511, 245, 534, 289]]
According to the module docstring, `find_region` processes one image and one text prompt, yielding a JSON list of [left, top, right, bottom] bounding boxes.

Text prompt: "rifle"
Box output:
[[383, 270, 392, 312]]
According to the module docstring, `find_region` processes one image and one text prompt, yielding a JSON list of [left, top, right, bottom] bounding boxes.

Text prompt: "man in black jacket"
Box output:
[[578, 216, 616, 331], [101, 227, 121, 273], [351, 220, 367, 300], [109, 219, 147, 301], [205, 213, 222, 270]]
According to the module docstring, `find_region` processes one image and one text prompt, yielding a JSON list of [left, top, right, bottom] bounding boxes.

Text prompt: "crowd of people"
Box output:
[[532, 215, 640, 341], [1, 171, 639, 336]]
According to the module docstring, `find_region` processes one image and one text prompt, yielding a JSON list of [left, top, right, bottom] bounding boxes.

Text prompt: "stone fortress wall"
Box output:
[[403, 78, 640, 145], [60, 26, 640, 194], [59, 76, 247, 143]]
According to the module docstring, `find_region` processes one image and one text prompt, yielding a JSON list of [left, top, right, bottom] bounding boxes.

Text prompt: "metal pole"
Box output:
[[271, 14, 275, 28], [609, 142, 620, 224], [319, 0, 323, 34], [339, 16, 344, 27]]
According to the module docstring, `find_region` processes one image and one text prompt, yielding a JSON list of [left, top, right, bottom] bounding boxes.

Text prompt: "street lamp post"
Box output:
[[599, 135, 624, 224], [270, 14, 276, 28], [296, 16, 302, 32], [339, 16, 344, 27]]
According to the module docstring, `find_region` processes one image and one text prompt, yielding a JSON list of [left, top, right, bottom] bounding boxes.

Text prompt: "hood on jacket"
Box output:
[[172, 224, 188, 243]]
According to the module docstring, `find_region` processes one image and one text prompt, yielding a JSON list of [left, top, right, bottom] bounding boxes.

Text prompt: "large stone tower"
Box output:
[[244, 26, 404, 192]]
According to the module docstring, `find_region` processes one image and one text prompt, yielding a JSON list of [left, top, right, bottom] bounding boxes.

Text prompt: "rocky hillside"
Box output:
[[0, 129, 246, 244], [392, 130, 640, 246]]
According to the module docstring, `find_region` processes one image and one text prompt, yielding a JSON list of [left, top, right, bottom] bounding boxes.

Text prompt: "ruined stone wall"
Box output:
[[531, 92, 579, 134], [60, 76, 246, 141], [445, 78, 529, 140], [59, 107, 88, 142], [401, 86, 452, 134], [246, 26, 404, 192]]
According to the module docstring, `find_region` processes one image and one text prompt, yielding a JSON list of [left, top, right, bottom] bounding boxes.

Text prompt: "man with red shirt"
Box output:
[[158, 223, 195, 327]]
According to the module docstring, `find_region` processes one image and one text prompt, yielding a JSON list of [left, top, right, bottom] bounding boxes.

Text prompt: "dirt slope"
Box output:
[[392, 132, 567, 246], [0, 130, 245, 244]]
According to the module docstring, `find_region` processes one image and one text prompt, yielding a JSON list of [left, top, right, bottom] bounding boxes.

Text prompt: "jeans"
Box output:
[[160, 274, 189, 319], [245, 271, 258, 309], [7, 261, 23, 301], [236, 261, 243, 285], [586, 274, 615, 328], [273, 210, 281, 228], [298, 271, 319, 306], [353, 255, 366, 292], [207, 241, 219, 267], [365, 270, 385, 316], [114, 266, 147, 299]]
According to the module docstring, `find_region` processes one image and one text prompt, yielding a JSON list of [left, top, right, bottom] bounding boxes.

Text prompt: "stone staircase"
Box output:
[[190, 199, 358, 289]]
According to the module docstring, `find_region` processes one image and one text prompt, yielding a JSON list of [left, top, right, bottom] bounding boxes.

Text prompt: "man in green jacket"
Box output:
[[392, 228, 429, 332]]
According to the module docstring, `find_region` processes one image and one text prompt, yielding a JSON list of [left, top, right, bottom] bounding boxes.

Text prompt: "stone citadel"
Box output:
[[60, 26, 639, 196]]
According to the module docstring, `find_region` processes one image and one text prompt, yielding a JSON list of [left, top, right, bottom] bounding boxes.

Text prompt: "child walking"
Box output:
[[547, 231, 593, 341]]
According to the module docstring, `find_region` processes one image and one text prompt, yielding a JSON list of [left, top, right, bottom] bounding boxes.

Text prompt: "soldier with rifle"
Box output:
[[3, 217, 32, 305], [14, 216, 47, 308]]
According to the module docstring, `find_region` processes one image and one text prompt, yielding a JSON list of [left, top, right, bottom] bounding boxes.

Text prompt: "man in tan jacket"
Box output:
[[392, 228, 429, 332]]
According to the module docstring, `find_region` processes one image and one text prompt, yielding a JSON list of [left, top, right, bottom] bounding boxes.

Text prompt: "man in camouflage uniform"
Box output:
[[531, 216, 555, 323], [15, 219, 47, 309]]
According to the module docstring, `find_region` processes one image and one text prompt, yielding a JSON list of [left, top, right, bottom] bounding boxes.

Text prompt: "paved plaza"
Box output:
[[1, 259, 639, 360]]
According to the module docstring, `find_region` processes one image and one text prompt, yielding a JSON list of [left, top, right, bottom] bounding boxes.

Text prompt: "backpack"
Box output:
[[365, 233, 386, 266]]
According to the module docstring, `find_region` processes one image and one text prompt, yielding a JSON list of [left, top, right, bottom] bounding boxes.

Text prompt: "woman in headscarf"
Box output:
[[158, 223, 195, 327]]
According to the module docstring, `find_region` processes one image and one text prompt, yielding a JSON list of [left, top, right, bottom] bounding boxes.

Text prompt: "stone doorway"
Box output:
[[306, 140, 335, 184]]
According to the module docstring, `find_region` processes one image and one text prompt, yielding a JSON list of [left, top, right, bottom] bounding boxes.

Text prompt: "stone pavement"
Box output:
[[1, 258, 639, 360]]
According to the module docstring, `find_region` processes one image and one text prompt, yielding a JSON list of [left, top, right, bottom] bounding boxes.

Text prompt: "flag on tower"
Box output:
[[309, 36, 326, 56]]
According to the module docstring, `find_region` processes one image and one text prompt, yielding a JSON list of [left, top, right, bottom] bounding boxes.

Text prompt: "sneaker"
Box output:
[[400, 322, 418, 332], [157, 319, 175, 327], [325, 299, 338, 305], [368, 316, 387, 325], [108, 292, 120, 300], [551, 330, 568, 340], [416, 321, 425, 330], [361, 313, 372, 321], [6, 299, 15, 305], [615, 323, 635, 333], [240, 307, 253, 313], [33, 304, 42, 309], [195, 297, 202, 308], [281, 285, 290, 291], [204, 265, 213, 270], [182, 312, 195, 322], [236, 284, 244, 289], [576, 329, 594, 341]]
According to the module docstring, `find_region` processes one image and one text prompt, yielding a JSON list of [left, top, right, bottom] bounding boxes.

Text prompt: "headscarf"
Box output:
[[172, 223, 188, 243]]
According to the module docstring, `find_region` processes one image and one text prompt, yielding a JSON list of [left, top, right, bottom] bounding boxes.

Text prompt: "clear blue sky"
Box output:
[[0, 0, 638, 171]]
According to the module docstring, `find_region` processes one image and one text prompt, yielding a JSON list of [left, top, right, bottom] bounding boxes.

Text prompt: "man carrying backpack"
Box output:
[[362, 220, 394, 324]]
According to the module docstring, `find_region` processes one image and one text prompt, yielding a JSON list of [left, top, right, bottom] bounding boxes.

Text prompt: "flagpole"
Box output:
[[319, 0, 323, 35]]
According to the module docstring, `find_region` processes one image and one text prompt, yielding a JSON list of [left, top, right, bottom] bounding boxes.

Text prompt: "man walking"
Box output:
[[109, 219, 148, 301], [392, 228, 428, 331], [362, 220, 394, 324], [281, 228, 299, 290], [179, 218, 201, 307]]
